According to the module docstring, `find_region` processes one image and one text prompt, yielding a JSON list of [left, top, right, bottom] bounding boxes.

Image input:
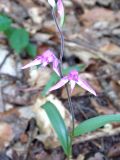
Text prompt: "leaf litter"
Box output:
[[0, 0, 120, 159]]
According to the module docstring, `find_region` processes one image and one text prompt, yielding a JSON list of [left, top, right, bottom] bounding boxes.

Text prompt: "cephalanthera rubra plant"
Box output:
[[22, 0, 120, 159]]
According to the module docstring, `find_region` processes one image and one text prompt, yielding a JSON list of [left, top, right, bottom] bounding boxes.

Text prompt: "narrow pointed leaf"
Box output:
[[42, 101, 70, 156], [74, 114, 120, 137], [41, 64, 85, 96]]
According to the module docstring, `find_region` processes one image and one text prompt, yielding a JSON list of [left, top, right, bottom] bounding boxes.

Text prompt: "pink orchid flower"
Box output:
[[22, 49, 60, 76], [48, 0, 64, 26], [48, 0, 56, 8], [49, 70, 97, 96], [57, 0, 64, 26]]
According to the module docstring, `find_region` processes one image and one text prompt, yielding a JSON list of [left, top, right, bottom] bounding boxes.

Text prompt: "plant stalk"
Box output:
[[52, 8, 75, 135], [52, 8, 75, 158]]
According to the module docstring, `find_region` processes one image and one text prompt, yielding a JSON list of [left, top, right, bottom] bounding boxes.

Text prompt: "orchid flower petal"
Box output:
[[43, 49, 55, 62], [68, 70, 79, 81], [48, 0, 56, 8], [70, 80, 76, 93], [42, 61, 48, 67], [76, 77, 97, 96], [57, 0, 64, 26], [49, 76, 68, 92], [52, 58, 60, 76], [21, 59, 41, 69]]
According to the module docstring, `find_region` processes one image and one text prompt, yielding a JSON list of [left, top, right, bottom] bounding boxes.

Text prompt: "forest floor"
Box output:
[[0, 0, 120, 160]]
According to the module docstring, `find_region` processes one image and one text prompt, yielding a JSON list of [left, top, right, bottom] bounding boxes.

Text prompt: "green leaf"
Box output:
[[74, 114, 120, 137], [41, 73, 59, 96], [8, 28, 29, 53], [4, 27, 15, 38], [0, 15, 12, 31], [41, 64, 85, 96], [62, 64, 85, 75], [42, 101, 71, 156], [26, 43, 37, 58]]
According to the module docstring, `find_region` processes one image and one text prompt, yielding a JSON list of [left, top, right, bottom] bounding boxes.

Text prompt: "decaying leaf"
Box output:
[[0, 122, 13, 150]]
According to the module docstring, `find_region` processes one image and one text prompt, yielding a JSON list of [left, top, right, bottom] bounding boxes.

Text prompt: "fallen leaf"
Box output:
[[0, 122, 13, 150], [80, 8, 119, 26], [108, 143, 120, 158]]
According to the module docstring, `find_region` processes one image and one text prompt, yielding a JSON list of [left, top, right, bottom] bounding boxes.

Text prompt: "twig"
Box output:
[[24, 118, 36, 160], [18, 86, 42, 93], [0, 53, 11, 69], [65, 40, 114, 64], [0, 85, 5, 112], [0, 73, 24, 83]]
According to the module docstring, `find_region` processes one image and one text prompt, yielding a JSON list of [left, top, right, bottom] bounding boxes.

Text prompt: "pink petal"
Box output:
[[21, 59, 41, 69], [52, 58, 60, 76], [42, 61, 48, 67], [68, 70, 79, 81], [70, 80, 76, 93], [49, 76, 68, 92], [48, 0, 56, 8], [43, 49, 55, 62], [57, 0, 64, 26], [76, 77, 97, 96]]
